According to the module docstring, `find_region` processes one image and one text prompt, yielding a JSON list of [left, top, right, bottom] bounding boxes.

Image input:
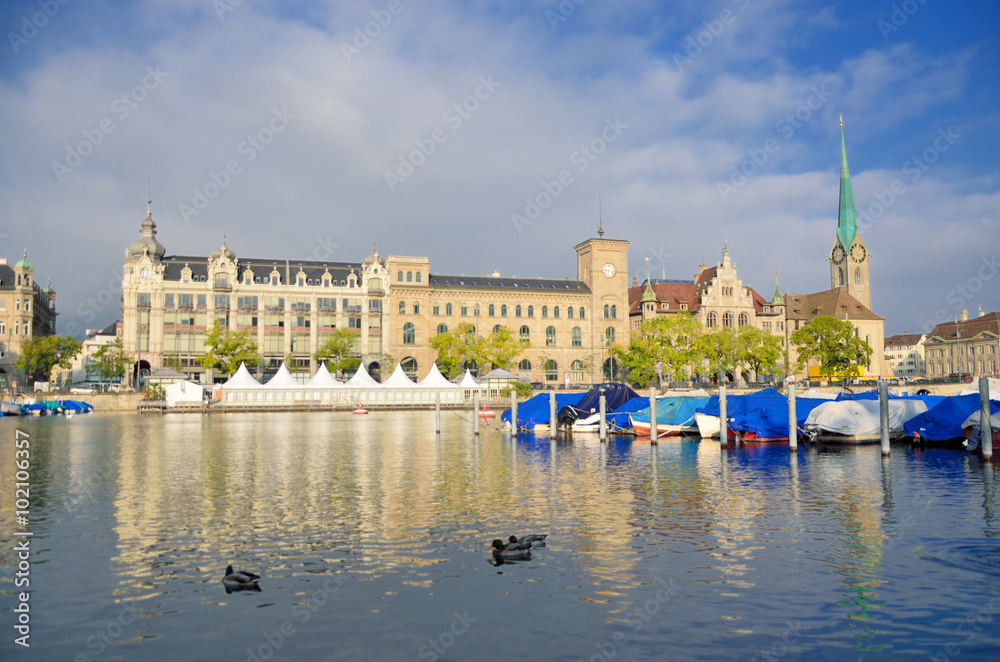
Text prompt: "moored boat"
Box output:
[[630, 395, 711, 437]]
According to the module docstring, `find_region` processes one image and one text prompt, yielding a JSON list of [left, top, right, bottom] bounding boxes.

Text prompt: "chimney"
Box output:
[[632, 276, 638, 287], [960, 309, 968, 322]]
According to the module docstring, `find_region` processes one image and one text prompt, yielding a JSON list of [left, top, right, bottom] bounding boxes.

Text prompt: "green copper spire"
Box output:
[[642, 258, 656, 302], [771, 266, 783, 306], [836, 115, 858, 249]]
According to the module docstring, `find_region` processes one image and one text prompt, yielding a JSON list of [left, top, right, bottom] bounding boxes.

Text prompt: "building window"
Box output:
[[542, 306, 548, 318], [402, 357, 418, 380], [398, 271, 403, 282], [407, 271, 413, 282], [611, 305, 617, 319], [403, 322, 415, 344], [493, 324, 501, 333], [489, 304, 495, 316], [461, 305, 468, 316], [604, 304, 610, 318], [527, 305, 534, 317], [707, 312, 717, 328], [437, 323, 448, 334], [723, 312, 733, 328], [571, 360, 584, 382], [572, 327, 582, 347], [399, 301, 406, 314], [855, 268, 861, 285], [567, 306, 573, 319], [838, 268, 844, 287], [738, 313, 748, 328], [605, 326, 616, 346], [545, 360, 558, 381], [413, 302, 420, 315], [546, 326, 556, 346], [554, 306, 560, 318], [415, 272, 422, 283], [515, 305, 522, 317], [140, 268, 149, 278], [433, 303, 440, 315], [579, 307, 585, 319], [520, 325, 530, 341], [501, 304, 507, 317], [518, 359, 532, 373]]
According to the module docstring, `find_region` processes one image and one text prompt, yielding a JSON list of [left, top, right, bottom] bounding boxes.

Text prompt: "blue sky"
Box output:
[[1, 0, 998, 338]]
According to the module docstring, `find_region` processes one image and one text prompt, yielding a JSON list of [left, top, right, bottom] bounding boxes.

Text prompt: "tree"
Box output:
[[315, 329, 361, 375], [430, 322, 483, 378], [697, 327, 742, 381], [480, 326, 530, 372], [16, 335, 82, 383], [88, 337, 130, 386], [200, 322, 261, 375], [738, 326, 784, 383], [790, 315, 872, 381], [612, 315, 704, 386]]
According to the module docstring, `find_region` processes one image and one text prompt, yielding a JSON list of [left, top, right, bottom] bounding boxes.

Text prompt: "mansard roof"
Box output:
[[160, 255, 363, 283], [926, 312, 1000, 342], [425, 274, 590, 293], [784, 288, 883, 322]]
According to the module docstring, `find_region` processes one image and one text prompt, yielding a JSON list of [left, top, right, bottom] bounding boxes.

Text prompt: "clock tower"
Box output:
[[575, 234, 630, 365], [829, 118, 871, 310]]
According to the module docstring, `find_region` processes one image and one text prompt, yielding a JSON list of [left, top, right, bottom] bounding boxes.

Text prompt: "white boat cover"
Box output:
[[306, 363, 342, 387], [959, 377, 1000, 400], [960, 410, 1000, 430], [458, 370, 480, 388], [660, 388, 710, 397], [221, 362, 262, 389], [264, 363, 303, 388], [418, 363, 457, 388], [345, 362, 381, 388], [804, 399, 929, 437], [800, 389, 839, 400], [383, 363, 417, 387]]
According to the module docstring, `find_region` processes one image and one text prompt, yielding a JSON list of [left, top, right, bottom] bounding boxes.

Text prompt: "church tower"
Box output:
[[829, 117, 871, 310]]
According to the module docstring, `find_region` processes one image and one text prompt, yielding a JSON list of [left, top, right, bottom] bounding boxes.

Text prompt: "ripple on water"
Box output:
[[915, 539, 1000, 576]]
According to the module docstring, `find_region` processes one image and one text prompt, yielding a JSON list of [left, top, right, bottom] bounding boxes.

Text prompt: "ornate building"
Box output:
[[385, 237, 630, 383], [0, 252, 58, 389], [923, 310, 999, 379]]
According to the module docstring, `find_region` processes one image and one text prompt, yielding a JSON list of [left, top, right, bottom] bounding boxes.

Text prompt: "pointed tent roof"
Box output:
[[383, 363, 417, 387], [458, 370, 480, 387], [418, 363, 458, 388], [345, 362, 381, 388], [221, 362, 262, 389], [836, 117, 858, 250], [264, 363, 302, 388], [306, 363, 342, 387]]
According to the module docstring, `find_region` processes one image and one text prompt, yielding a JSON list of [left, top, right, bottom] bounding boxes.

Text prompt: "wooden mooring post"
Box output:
[[510, 390, 518, 436], [435, 391, 441, 433], [473, 389, 480, 436], [787, 377, 797, 451], [599, 388, 607, 442], [878, 380, 890, 457], [549, 392, 557, 440], [649, 386, 658, 444], [719, 371, 728, 448]]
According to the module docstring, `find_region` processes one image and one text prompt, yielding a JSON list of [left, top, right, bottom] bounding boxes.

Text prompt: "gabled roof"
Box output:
[[926, 312, 1000, 342], [784, 288, 883, 322], [885, 333, 924, 347]]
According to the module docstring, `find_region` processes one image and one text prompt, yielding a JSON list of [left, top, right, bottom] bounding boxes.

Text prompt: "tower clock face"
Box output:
[[831, 245, 846, 264], [602, 263, 616, 278], [850, 244, 867, 261]]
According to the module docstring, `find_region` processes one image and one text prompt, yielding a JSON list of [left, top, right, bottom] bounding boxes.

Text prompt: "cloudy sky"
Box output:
[[1, 0, 997, 338]]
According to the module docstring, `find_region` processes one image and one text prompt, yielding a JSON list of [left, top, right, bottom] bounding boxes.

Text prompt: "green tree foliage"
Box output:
[[697, 327, 742, 379], [200, 321, 261, 375], [314, 328, 361, 374], [480, 326, 530, 372], [612, 315, 704, 385], [790, 315, 872, 381], [738, 325, 784, 382], [88, 337, 130, 384], [430, 323, 531, 378], [144, 382, 165, 401], [16, 335, 82, 382]]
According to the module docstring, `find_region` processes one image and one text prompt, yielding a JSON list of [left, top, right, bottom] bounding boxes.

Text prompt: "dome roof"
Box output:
[[211, 237, 236, 262], [15, 250, 33, 270], [362, 242, 383, 267], [128, 202, 165, 260]]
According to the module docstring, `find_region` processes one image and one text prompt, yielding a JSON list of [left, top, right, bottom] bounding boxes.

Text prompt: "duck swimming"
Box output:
[[491, 538, 533, 559], [223, 564, 261, 588]]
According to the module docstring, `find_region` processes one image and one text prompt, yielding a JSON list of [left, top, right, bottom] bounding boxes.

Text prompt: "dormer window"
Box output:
[[140, 268, 149, 278]]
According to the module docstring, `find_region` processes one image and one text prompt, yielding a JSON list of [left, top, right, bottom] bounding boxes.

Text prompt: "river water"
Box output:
[[1, 411, 999, 661]]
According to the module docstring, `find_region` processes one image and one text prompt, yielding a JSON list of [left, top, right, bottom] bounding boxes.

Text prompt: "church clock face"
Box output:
[[831, 245, 846, 264], [602, 263, 616, 278], [850, 244, 867, 261]]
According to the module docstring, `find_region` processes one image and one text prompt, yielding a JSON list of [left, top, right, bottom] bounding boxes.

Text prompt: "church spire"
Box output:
[[836, 115, 858, 249]]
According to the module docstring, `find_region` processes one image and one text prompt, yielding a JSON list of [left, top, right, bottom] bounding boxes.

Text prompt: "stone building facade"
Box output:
[[884, 332, 926, 379], [923, 310, 1000, 379], [0, 252, 58, 389]]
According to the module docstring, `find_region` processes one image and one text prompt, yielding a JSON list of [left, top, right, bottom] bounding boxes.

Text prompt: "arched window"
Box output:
[[567, 306, 574, 319], [838, 268, 844, 287], [579, 307, 585, 319], [572, 327, 582, 347], [723, 312, 733, 328], [403, 323, 415, 344], [399, 301, 406, 314], [541, 306, 548, 318], [605, 326, 616, 346], [415, 272, 422, 283], [611, 305, 617, 319], [437, 323, 448, 335], [554, 306, 560, 318], [501, 304, 508, 317], [401, 357, 418, 380], [397, 271, 403, 282], [545, 360, 558, 381], [546, 326, 556, 346], [488, 304, 495, 316], [407, 271, 413, 282], [527, 305, 534, 317], [446, 303, 453, 316], [520, 325, 530, 341], [604, 304, 610, 318], [515, 305, 522, 317], [854, 268, 861, 285], [707, 312, 717, 328], [738, 312, 748, 327], [413, 302, 420, 315], [518, 359, 532, 373], [571, 360, 584, 382], [493, 324, 501, 334]]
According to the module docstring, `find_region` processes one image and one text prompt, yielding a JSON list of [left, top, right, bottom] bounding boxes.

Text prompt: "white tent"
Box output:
[[345, 362, 381, 388], [221, 362, 262, 389], [306, 363, 342, 387], [458, 370, 480, 388], [418, 363, 457, 388], [265, 363, 303, 388], [383, 363, 417, 387], [165, 380, 205, 407]]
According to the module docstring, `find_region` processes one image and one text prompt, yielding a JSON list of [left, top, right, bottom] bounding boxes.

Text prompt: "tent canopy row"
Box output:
[[221, 362, 481, 390]]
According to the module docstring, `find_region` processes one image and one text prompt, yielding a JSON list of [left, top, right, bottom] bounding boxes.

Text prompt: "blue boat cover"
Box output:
[[904, 394, 999, 441], [631, 396, 712, 426], [502, 392, 583, 429], [557, 383, 639, 425], [730, 397, 832, 438], [606, 396, 651, 430]]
